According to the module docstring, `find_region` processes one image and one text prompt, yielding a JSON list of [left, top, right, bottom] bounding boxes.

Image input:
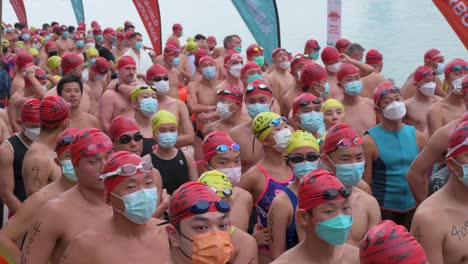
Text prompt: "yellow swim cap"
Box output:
[[30, 26, 37, 32], [15, 41, 24, 48], [130, 85, 156, 101], [40, 37, 46, 46], [186, 41, 197, 53], [285, 130, 320, 155], [28, 48, 39, 56], [86, 47, 99, 58], [322, 99, 345, 114], [1, 39, 9, 47], [252, 112, 284, 141], [47, 75, 62, 89], [47, 56, 62, 71], [116, 26, 124, 32], [186, 37, 195, 42], [198, 170, 233, 198], [152, 110, 178, 132]]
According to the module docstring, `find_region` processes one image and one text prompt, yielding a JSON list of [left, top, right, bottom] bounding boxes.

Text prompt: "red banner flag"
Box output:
[[433, 0, 468, 49], [10, 0, 28, 26], [132, 0, 162, 55]]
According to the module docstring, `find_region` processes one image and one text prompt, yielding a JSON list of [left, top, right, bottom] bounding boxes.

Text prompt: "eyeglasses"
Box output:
[[286, 152, 320, 163], [299, 99, 321, 107], [153, 75, 169, 82], [246, 83, 271, 94], [452, 64, 468, 71], [116, 132, 143, 144], [82, 142, 113, 156], [209, 187, 233, 197], [217, 89, 242, 98], [187, 199, 231, 214], [322, 187, 352, 200], [255, 116, 288, 136], [216, 143, 240, 153], [252, 46, 263, 52], [100, 161, 153, 180]]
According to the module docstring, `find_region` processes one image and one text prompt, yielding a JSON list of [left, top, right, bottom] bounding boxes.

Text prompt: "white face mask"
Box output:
[[452, 76, 465, 94], [278, 61, 290, 70], [81, 69, 89, 82], [382, 101, 406, 121], [216, 102, 233, 120], [273, 128, 292, 152], [229, 64, 242, 78], [419, 82, 436, 97], [24, 127, 40, 141], [326, 62, 341, 73], [217, 167, 242, 185], [153, 80, 170, 95], [84, 42, 95, 49], [32, 43, 42, 50]]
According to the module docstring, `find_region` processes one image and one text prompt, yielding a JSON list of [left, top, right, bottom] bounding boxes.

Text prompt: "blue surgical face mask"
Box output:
[[22, 34, 31, 41], [76, 40, 85, 48], [300, 111, 325, 134], [314, 214, 353, 246], [247, 103, 270, 119], [45, 35, 51, 41], [435, 62, 445, 75], [134, 41, 143, 50], [112, 187, 158, 224], [88, 57, 97, 65], [202, 66, 216, 80], [247, 74, 263, 84], [95, 74, 105, 81], [344, 80, 363, 96], [6, 28, 13, 33], [310, 51, 320, 60], [96, 34, 104, 42], [322, 83, 330, 98], [61, 159, 77, 182], [334, 161, 365, 187], [451, 159, 468, 187], [234, 46, 242, 53], [171, 57, 180, 67], [158, 132, 178, 148], [139, 98, 158, 117], [293, 161, 318, 178], [62, 32, 69, 38]]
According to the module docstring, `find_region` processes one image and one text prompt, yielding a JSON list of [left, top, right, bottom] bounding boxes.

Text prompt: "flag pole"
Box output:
[[272, 0, 281, 48]]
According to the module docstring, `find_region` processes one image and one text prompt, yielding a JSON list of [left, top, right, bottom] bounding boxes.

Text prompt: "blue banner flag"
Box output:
[[231, 0, 281, 64], [71, 0, 85, 24]]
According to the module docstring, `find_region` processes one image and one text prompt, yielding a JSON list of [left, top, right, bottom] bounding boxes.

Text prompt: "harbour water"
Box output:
[[3, 0, 467, 85]]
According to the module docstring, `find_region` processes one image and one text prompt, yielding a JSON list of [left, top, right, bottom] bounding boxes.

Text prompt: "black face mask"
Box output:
[[48, 51, 58, 57], [2, 47, 8, 54]]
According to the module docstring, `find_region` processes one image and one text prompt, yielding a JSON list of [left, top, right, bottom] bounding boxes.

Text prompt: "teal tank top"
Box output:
[[366, 124, 417, 212]]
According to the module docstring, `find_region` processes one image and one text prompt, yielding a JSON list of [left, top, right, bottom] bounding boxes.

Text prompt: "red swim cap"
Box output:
[[61, 52, 84, 74], [321, 47, 340, 66], [298, 169, 346, 211], [146, 64, 168, 81], [207, 36, 216, 44], [39, 96, 70, 128], [245, 80, 272, 98], [202, 131, 237, 162], [290, 54, 311, 71], [304, 39, 320, 50], [103, 27, 115, 35], [444, 58, 467, 80], [117, 55, 136, 71], [365, 49, 383, 65], [55, 128, 80, 157], [360, 220, 427, 264], [164, 44, 179, 56], [169, 182, 221, 225], [224, 50, 242, 65], [198, 55, 215, 68], [335, 38, 350, 52], [293, 93, 318, 117], [70, 128, 113, 168], [424, 48, 443, 62], [21, 98, 41, 124], [15, 51, 33, 69], [446, 120, 468, 159], [217, 85, 243, 104], [301, 62, 327, 86], [91, 57, 109, 75], [172, 23, 183, 32], [102, 151, 147, 201], [322, 123, 361, 155], [246, 43, 263, 59], [413, 66, 435, 83], [241, 61, 261, 77], [195, 50, 209, 67], [462, 74, 468, 94], [373, 82, 398, 106], [109, 116, 140, 140], [44, 41, 56, 53], [337, 63, 359, 82]]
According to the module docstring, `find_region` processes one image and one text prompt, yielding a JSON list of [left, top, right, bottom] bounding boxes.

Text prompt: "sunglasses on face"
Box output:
[[286, 152, 320, 163], [153, 75, 169, 82], [322, 187, 352, 200], [116, 132, 143, 144]]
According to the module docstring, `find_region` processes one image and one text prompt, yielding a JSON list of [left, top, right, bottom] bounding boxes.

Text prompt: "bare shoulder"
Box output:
[[352, 188, 378, 206], [432, 95, 443, 103], [342, 244, 360, 263], [271, 190, 292, 212], [234, 187, 253, 204], [360, 97, 375, 107], [270, 248, 297, 264]]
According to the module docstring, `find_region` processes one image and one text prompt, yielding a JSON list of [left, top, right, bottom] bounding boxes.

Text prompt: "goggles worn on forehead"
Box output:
[[100, 161, 153, 180], [215, 143, 240, 153], [82, 141, 113, 156], [246, 83, 271, 94], [299, 98, 321, 107], [331, 138, 363, 153], [217, 89, 242, 98], [252, 46, 263, 52], [451, 64, 468, 72], [255, 116, 288, 137], [322, 187, 352, 200]]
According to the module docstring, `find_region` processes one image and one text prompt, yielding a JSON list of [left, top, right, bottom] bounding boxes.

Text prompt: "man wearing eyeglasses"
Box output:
[[61, 151, 170, 264], [320, 123, 380, 247], [411, 120, 468, 264], [146, 64, 194, 147], [85, 57, 109, 117], [0, 128, 79, 263], [363, 82, 425, 229], [20, 128, 115, 264], [271, 169, 359, 264], [426, 58, 467, 137], [405, 66, 442, 132], [282, 54, 311, 117], [57, 75, 101, 130], [197, 170, 258, 264], [264, 48, 295, 102], [337, 63, 376, 136]]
